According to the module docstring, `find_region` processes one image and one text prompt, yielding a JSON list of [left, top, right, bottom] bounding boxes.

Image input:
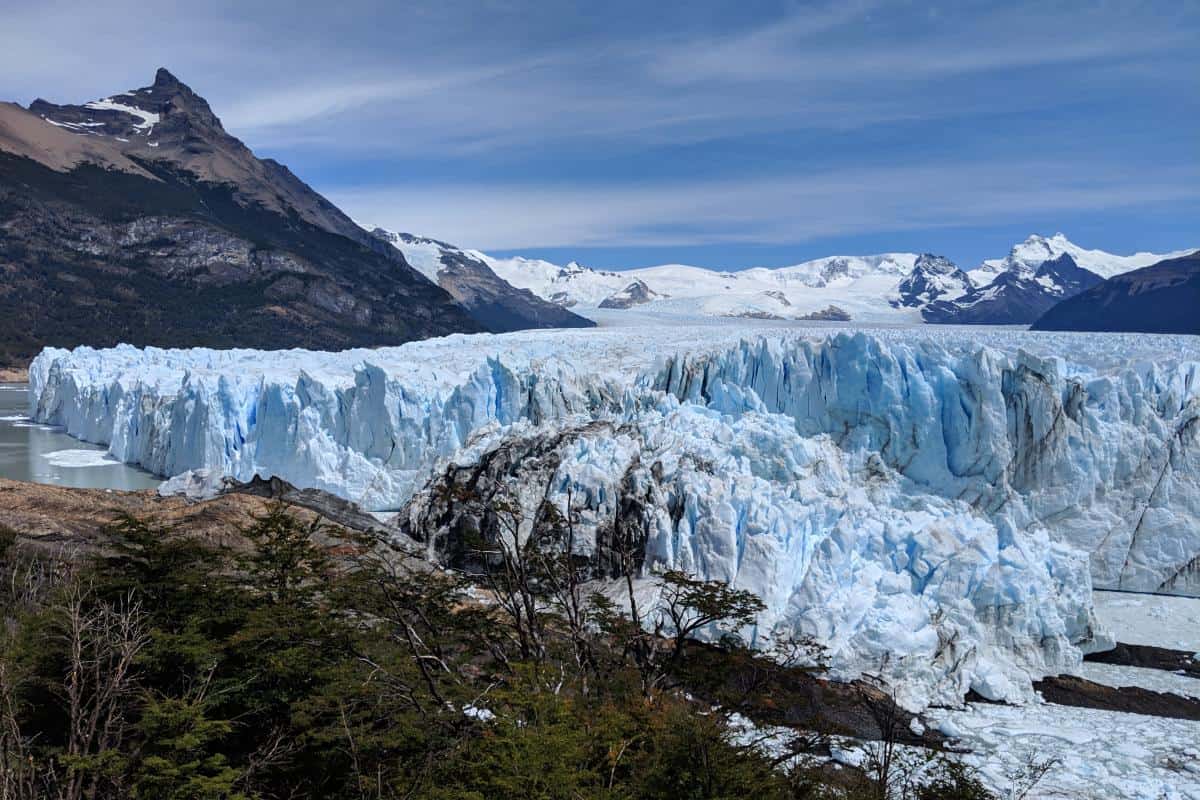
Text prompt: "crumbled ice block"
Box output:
[[157, 468, 233, 502], [28, 326, 1200, 707]]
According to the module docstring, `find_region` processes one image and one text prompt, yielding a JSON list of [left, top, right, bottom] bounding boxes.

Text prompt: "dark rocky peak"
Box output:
[[29, 67, 226, 143], [913, 253, 960, 274], [891, 254, 970, 308], [154, 67, 183, 89], [1034, 253, 1085, 281]]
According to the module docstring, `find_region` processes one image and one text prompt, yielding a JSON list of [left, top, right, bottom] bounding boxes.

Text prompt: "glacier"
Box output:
[[28, 324, 1200, 707]]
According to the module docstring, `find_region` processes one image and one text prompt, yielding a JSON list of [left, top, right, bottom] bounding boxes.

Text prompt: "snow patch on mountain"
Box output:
[[83, 97, 159, 133]]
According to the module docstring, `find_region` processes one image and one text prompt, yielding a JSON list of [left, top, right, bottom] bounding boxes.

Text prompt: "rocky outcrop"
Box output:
[[599, 280, 664, 309], [796, 305, 851, 321]]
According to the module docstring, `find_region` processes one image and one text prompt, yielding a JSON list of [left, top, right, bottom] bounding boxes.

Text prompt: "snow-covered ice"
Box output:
[[1077, 661, 1200, 700], [1093, 591, 1200, 652], [924, 702, 1200, 799], [26, 324, 1200, 707]]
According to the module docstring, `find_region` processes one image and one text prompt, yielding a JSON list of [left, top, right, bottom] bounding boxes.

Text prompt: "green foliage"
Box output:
[[0, 505, 998, 800], [130, 696, 245, 800]]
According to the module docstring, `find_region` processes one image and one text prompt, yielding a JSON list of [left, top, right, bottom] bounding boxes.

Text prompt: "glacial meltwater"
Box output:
[[0, 383, 160, 491]]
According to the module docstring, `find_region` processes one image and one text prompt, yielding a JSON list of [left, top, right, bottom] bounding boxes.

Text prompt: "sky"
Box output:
[[1, 0, 1197, 270]]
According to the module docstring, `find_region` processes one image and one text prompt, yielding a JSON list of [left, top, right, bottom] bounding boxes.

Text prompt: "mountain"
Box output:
[[924, 253, 1103, 325], [479, 251, 929, 322], [0, 68, 481, 368], [367, 228, 594, 332], [889, 254, 973, 308], [1032, 251, 1200, 334], [970, 232, 1191, 283]]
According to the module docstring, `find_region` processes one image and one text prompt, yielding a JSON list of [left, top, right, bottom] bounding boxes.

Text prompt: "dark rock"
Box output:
[[1032, 251, 1200, 334], [924, 253, 1104, 325], [1085, 641, 1200, 679], [1035, 674, 1200, 721], [599, 279, 664, 309], [797, 305, 851, 321]]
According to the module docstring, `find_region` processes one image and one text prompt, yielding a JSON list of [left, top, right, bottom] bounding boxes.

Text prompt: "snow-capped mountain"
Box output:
[[480, 251, 931, 322], [971, 232, 1191, 283], [925, 253, 1104, 325], [367, 228, 594, 332], [890, 254, 974, 308]]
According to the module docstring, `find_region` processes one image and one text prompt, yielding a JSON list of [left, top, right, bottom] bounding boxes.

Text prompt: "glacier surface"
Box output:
[[28, 325, 1200, 706]]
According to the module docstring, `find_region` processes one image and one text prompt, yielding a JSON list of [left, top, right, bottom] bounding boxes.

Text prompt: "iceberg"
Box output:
[[28, 325, 1200, 706]]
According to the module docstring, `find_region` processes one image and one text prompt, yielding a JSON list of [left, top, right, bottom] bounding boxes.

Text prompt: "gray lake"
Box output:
[[0, 383, 161, 491]]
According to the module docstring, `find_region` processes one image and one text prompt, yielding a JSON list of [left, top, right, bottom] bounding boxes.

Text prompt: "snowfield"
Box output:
[[28, 323, 1200, 709]]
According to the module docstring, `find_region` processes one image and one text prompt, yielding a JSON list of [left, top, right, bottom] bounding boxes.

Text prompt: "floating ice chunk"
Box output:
[[42, 449, 122, 468]]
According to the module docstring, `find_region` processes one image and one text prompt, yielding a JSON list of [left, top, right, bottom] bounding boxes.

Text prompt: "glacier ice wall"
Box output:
[[402, 406, 1100, 709], [27, 326, 1200, 706], [652, 334, 1200, 595]]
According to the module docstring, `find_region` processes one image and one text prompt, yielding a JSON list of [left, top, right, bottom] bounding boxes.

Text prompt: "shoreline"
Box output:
[[0, 366, 29, 382]]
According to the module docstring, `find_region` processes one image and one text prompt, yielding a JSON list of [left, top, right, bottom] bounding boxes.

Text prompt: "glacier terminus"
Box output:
[[27, 322, 1200, 710]]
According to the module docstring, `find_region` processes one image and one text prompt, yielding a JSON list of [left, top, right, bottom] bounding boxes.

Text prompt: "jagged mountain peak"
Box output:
[[913, 253, 960, 272], [154, 66, 184, 89], [974, 232, 1191, 282], [891, 254, 970, 309]]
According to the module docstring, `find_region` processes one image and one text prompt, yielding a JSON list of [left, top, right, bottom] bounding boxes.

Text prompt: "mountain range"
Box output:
[[370, 228, 1195, 328], [0, 68, 1194, 372]]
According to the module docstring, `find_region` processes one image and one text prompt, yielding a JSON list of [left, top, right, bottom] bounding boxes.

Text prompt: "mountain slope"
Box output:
[[1032, 251, 1200, 334], [924, 253, 1103, 325], [0, 69, 482, 368], [368, 229, 594, 331]]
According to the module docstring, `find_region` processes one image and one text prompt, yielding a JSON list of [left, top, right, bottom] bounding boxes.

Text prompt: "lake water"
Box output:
[[0, 383, 161, 491]]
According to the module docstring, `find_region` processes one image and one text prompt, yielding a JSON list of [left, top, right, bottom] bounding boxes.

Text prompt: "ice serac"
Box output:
[[28, 327, 1200, 706]]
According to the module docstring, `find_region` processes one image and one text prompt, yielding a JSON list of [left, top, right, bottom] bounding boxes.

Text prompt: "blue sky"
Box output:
[[2, 0, 1197, 269]]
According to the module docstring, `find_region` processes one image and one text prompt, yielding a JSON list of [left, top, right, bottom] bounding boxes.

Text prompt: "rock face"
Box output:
[[598, 279, 665, 309], [368, 229, 595, 332], [796, 305, 851, 321], [923, 254, 1104, 325], [1032, 251, 1200, 334], [0, 69, 480, 368], [27, 326, 1200, 707], [890, 254, 972, 308]]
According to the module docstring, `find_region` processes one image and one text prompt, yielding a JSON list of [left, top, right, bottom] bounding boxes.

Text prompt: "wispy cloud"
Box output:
[[330, 160, 1200, 252], [2, 0, 1196, 263]]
